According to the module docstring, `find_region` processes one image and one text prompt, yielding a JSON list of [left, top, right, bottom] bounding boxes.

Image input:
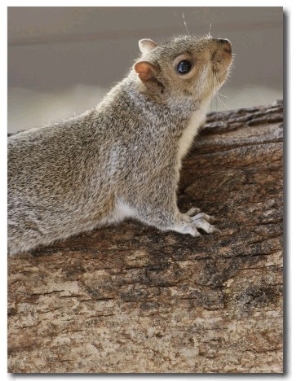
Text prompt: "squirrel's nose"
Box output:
[[217, 38, 232, 54], [218, 38, 229, 44]]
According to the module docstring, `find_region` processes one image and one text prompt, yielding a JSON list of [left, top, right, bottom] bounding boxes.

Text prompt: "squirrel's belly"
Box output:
[[100, 198, 136, 225]]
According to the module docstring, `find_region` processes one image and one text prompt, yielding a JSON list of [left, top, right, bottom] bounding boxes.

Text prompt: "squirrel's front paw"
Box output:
[[175, 207, 220, 237]]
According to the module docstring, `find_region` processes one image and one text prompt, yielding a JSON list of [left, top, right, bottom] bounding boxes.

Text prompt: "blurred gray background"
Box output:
[[8, 7, 283, 133]]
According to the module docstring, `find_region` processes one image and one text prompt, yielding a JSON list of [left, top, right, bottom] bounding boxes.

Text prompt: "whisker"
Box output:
[[216, 93, 230, 110], [208, 23, 212, 38], [182, 12, 190, 36], [216, 91, 229, 99], [211, 71, 230, 111]]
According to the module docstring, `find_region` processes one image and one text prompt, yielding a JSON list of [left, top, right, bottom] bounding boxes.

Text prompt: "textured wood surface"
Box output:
[[8, 100, 283, 373]]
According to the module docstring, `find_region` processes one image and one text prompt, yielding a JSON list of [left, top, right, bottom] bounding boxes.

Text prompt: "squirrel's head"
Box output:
[[133, 35, 233, 107]]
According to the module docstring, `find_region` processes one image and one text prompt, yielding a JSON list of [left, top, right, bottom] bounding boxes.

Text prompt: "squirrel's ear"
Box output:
[[134, 61, 159, 82], [138, 39, 157, 54]]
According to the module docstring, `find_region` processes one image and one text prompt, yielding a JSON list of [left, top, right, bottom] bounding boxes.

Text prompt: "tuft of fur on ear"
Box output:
[[134, 61, 159, 82], [138, 39, 157, 55]]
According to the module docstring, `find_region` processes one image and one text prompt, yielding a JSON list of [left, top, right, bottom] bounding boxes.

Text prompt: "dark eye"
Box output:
[[176, 60, 192, 74]]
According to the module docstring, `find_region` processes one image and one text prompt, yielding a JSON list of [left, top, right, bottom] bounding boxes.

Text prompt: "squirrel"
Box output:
[[8, 35, 233, 255]]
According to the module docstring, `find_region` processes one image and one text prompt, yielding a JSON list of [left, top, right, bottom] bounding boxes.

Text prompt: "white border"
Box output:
[[2, 1, 299, 379]]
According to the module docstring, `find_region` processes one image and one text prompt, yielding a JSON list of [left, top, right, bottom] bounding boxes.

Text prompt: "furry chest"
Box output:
[[177, 109, 206, 161]]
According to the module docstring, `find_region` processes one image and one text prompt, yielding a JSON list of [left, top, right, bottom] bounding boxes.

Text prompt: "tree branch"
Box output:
[[8, 100, 283, 373]]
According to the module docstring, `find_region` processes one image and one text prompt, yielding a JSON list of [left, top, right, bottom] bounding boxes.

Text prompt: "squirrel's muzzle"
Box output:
[[216, 38, 232, 54]]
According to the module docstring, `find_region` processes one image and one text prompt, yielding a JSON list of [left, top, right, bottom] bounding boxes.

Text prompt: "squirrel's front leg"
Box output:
[[179, 207, 220, 236], [159, 206, 220, 237], [128, 180, 219, 237]]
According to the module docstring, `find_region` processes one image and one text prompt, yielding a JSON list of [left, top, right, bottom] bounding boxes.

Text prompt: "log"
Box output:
[[8, 100, 283, 373]]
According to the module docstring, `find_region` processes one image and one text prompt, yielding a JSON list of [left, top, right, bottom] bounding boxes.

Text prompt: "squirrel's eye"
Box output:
[[176, 60, 192, 74]]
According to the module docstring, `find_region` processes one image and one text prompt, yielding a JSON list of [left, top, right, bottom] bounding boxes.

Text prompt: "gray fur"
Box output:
[[8, 35, 233, 255]]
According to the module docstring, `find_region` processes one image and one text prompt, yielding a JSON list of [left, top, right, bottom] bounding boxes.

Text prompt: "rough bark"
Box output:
[[8, 100, 283, 373]]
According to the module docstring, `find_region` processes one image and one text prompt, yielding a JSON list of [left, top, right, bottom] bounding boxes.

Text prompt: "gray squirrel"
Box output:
[[8, 35, 233, 255]]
